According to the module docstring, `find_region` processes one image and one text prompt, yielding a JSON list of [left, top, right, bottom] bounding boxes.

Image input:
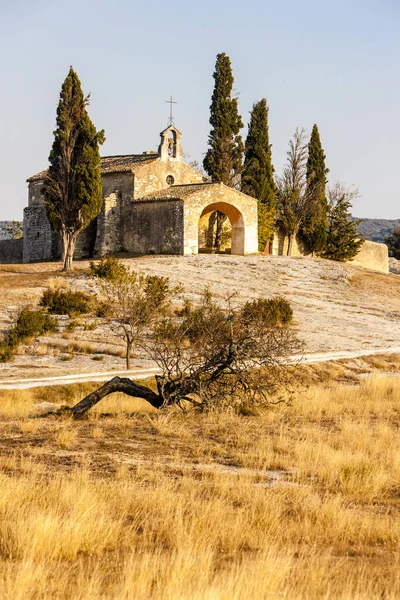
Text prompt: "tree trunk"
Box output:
[[126, 340, 132, 370], [287, 233, 294, 256], [206, 212, 217, 249], [70, 377, 164, 417], [214, 211, 227, 252], [63, 232, 78, 272]]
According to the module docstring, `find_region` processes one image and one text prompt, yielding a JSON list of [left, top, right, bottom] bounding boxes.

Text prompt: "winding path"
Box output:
[[1, 346, 400, 390]]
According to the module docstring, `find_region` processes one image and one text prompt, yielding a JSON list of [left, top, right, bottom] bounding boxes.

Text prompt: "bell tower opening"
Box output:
[[158, 125, 184, 162]]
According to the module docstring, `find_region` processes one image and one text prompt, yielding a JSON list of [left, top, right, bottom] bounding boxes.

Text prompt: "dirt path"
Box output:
[[2, 345, 400, 390]]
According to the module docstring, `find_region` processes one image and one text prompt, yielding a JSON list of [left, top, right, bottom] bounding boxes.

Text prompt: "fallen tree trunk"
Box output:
[[70, 377, 163, 417]]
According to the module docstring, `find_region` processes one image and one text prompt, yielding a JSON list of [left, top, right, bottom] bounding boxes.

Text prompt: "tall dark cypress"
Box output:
[[324, 187, 364, 261], [302, 124, 329, 254], [203, 53, 244, 251], [242, 99, 276, 251], [43, 67, 105, 272]]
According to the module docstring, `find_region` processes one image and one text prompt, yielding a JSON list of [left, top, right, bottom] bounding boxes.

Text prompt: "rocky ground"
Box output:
[[0, 255, 399, 382]]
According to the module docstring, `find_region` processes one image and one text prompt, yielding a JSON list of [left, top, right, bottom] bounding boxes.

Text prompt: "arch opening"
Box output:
[[198, 202, 245, 255], [167, 130, 177, 158]]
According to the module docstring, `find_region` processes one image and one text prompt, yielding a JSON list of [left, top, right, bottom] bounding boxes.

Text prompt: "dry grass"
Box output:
[[0, 375, 399, 598]]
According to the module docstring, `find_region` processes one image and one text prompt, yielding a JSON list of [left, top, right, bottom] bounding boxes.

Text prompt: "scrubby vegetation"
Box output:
[[40, 289, 94, 317], [0, 309, 57, 362], [90, 256, 129, 281]]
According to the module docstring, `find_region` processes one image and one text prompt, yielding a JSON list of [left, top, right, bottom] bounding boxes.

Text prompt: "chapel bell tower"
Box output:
[[158, 125, 184, 162]]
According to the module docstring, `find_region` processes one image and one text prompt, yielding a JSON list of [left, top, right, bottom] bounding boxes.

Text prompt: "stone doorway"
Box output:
[[197, 202, 245, 255]]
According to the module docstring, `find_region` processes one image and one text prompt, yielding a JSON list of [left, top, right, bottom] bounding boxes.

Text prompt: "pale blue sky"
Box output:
[[0, 0, 399, 220]]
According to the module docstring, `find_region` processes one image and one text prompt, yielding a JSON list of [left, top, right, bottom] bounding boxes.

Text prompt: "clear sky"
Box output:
[[0, 0, 399, 220]]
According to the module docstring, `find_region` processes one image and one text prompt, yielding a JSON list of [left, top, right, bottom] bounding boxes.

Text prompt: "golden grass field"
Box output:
[[0, 374, 400, 599]]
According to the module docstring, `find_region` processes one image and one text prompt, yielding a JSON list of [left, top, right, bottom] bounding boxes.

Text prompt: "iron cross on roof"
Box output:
[[166, 96, 177, 126]]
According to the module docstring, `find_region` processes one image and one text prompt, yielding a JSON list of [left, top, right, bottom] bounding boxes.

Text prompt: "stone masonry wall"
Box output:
[[0, 239, 23, 264], [23, 205, 60, 263], [122, 200, 184, 255], [134, 158, 203, 199], [28, 181, 45, 206], [95, 172, 134, 256], [271, 228, 309, 257]]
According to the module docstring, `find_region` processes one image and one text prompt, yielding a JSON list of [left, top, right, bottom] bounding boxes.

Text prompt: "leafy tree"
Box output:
[[203, 53, 244, 251], [276, 128, 318, 255], [302, 124, 329, 254], [60, 284, 301, 417], [324, 183, 364, 262], [384, 227, 400, 259], [43, 67, 105, 272], [93, 262, 174, 369], [3, 221, 23, 240], [242, 99, 276, 251]]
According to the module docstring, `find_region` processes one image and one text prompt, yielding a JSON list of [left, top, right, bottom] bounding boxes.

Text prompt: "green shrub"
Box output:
[[96, 301, 113, 318], [92, 355, 104, 361], [0, 344, 15, 362], [65, 320, 80, 333], [0, 309, 58, 363], [241, 297, 293, 327], [90, 256, 128, 281], [40, 289, 94, 316]]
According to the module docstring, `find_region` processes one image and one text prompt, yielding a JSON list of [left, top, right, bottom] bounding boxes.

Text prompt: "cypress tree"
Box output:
[[324, 186, 364, 261], [43, 67, 105, 272], [203, 53, 244, 251], [302, 124, 329, 254], [385, 227, 400, 259], [242, 99, 276, 251]]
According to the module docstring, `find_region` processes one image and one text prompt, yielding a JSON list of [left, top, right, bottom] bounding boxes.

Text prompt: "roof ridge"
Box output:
[[170, 182, 216, 188], [101, 153, 157, 159]]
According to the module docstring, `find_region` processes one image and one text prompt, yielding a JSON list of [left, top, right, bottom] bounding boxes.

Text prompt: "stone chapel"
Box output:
[[23, 125, 258, 263]]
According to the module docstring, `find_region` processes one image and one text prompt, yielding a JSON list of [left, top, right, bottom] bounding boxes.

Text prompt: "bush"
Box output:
[[40, 289, 94, 316], [0, 309, 58, 362], [241, 297, 293, 326], [90, 257, 128, 282]]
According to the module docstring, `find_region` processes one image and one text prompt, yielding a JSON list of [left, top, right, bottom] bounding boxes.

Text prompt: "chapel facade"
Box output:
[[23, 125, 258, 263]]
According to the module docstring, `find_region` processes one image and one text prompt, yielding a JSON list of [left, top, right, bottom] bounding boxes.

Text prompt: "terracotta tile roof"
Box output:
[[27, 154, 159, 182], [137, 183, 218, 202]]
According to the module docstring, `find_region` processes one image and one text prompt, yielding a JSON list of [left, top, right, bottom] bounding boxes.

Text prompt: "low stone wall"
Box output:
[[350, 240, 389, 273], [0, 239, 23, 264], [271, 230, 309, 257]]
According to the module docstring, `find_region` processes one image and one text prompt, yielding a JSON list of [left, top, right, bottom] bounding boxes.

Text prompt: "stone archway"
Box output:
[[182, 183, 258, 256], [198, 202, 245, 255]]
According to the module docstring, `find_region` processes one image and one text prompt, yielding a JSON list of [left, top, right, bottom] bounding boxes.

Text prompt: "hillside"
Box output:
[[0, 255, 399, 383], [354, 217, 400, 242]]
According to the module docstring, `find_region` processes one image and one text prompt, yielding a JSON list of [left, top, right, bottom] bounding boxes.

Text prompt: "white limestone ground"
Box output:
[[0, 255, 399, 384]]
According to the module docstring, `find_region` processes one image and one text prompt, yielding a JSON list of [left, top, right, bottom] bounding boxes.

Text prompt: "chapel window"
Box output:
[[166, 175, 175, 186]]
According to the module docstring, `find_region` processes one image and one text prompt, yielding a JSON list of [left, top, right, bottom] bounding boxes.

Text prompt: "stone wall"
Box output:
[[271, 229, 309, 257], [122, 200, 184, 255], [0, 239, 23, 264], [23, 205, 60, 263], [134, 158, 203, 199], [182, 183, 258, 255], [95, 172, 134, 256], [74, 220, 97, 259], [350, 240, 389, 273], [28, 181, 45, 206]]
